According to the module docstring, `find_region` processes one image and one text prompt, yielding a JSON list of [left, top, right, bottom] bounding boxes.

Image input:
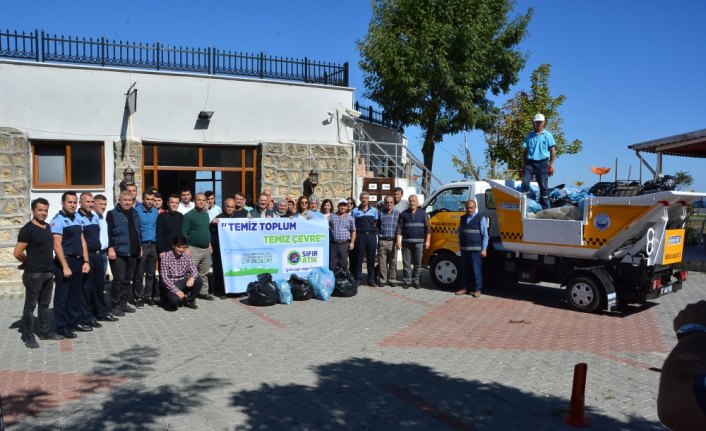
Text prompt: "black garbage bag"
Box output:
[[332, 267, 358, 297], [247, 273, 278, 306], [289, 274, 313, 301]]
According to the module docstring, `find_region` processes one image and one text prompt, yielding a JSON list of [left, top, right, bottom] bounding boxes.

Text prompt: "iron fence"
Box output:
[[1, 28, 347, 86], [355, 101, 402, 130]]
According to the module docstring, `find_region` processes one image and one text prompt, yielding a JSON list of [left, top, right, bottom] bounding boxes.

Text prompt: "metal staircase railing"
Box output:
[[353, 139, 442, 197]]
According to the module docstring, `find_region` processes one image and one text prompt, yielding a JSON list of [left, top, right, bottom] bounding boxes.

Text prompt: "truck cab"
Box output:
[[421, 180, 499, 289]]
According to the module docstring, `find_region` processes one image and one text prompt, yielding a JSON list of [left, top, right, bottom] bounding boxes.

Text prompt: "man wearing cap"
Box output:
[[521, 113, 556, 209], [329, 199, 357, 271]]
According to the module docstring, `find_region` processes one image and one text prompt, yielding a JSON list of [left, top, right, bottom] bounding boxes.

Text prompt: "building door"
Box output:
[[143, 143, 258, 207]]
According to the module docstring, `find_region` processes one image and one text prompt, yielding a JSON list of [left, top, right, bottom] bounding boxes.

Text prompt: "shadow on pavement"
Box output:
[[14, 345, 229, 431], [479, 278, 660, 318], [229, 357, 665, 430]]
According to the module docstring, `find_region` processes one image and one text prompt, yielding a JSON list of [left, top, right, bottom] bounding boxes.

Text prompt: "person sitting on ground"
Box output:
[[160, 234, 202, 310]]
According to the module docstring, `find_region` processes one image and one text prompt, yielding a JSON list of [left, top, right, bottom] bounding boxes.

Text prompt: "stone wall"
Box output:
[[113, 138, 142, 200], [0, 128, 31, 295], [261, 142, 353, 201]]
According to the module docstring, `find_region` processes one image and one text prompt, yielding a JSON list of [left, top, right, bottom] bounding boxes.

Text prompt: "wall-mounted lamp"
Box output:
[[123, 167, 135, 184], [308, 168, 319, 192], [198, 111, 214, 120]]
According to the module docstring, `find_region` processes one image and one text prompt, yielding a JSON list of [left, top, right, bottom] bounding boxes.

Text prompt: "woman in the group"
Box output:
[[294, 195, 314, 219], [320, 199, 334, 220], [347, 197, 356, 214], [276, 198, 290, 218]]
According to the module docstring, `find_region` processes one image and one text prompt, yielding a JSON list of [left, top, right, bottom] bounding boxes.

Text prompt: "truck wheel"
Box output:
[[429, 253, 461, 289], [565, 275, 602, 312]]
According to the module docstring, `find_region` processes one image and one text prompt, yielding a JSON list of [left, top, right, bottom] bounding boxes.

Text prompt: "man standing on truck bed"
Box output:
[[521, 113, 556, 209], [455, 199, 488, 297]]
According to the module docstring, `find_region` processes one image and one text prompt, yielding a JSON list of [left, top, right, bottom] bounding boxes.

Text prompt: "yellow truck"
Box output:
[[422, 179, 704, 312]]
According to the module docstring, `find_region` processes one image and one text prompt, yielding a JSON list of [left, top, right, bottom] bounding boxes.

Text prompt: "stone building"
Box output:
[[0, 31, 367, 295]]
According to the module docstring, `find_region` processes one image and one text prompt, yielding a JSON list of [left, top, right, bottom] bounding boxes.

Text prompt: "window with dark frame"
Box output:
[[32, 141, 104, 188]]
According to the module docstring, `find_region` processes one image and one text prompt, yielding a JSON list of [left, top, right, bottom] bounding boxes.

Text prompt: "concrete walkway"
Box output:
[[1, 270, 705, 430]]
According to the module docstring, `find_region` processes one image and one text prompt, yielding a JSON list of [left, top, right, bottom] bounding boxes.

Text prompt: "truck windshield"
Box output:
[[424, 187, 468, 213]]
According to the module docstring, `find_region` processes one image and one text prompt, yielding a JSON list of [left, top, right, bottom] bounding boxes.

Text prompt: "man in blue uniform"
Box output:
[[51, 191, 92, 338], [521, 113, 556, 209], [352, 192, 379, 287], [76, 192, 113, 328], [455, 199, 489, 297]]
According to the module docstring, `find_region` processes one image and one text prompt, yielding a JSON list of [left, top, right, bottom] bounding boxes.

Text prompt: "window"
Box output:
[[32, 141, 104, 188], [143, 144, 259, 206], [424, 187, 469, 213]]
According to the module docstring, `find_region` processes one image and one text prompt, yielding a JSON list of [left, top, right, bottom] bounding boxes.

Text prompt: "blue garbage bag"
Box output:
[[276, 279, 292, 305], [308, 267, 336, 301], [525, 198, 542, 213]]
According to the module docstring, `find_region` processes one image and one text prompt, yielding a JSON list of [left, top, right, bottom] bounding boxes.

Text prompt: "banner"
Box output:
[[217, 217, 329, 293]]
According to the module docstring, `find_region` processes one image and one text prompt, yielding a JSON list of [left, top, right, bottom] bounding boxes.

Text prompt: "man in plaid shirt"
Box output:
[[160, 234, 202, 310], [377, 195, 400, 287], [329, 199, 356, 271]]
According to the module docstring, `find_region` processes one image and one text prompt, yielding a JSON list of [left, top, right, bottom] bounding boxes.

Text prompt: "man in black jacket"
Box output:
[[107, 190, 142, 317]]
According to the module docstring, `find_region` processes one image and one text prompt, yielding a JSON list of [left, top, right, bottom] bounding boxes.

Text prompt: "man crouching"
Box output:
[[160, 234, 201, 310]]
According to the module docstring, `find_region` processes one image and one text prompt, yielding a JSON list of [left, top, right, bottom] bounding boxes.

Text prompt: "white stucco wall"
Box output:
[[0, 60, 355, 211]]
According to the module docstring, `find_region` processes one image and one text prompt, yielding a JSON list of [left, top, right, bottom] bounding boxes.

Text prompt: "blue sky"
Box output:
[[2, 0, 705, 191]]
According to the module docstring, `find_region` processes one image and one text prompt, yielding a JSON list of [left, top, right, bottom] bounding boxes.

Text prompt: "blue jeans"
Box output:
[[460, 250, 483, 292], [522, 159, 550, 209]]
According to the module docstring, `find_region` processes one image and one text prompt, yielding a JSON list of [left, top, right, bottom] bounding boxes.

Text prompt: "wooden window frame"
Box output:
[[142, 144, 259, 199], [31, 140, 105, 189]]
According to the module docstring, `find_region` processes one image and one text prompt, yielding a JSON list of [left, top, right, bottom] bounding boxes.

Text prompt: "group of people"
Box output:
[[14, 174, 495, 350]]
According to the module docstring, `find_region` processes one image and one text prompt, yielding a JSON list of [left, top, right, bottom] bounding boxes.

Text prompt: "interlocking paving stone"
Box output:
[[0, 272, 704, 429]]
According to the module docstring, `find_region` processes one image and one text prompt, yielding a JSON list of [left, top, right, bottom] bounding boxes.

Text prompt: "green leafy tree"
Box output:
[[673, 170, 694, 191], [358, 0, 532, 188], [485, 64, 582, 176]]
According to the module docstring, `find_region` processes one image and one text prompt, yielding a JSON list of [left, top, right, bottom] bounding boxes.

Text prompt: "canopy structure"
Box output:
[[629, 128, 706, 176]]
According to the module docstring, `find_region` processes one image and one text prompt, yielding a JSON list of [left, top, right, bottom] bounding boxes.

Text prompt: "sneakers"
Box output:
[[134, 299, 144, 309], [455, 289, 467, 296], [111, 307, 126, 317], [184, 301, 198, 310], [22, 335, 40, 349], [122, 304, 136, 313], [472, 291, 482, 298]]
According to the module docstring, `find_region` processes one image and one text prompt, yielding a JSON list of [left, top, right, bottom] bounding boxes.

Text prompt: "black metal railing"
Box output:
[[355, 101, 402, 130], [0, 29, 348, 86], [0, 29, 38, 60]]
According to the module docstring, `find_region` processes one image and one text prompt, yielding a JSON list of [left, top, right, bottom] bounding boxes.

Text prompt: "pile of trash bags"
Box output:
[[247, 267, 358, 306], [515, 175, 678, 220]]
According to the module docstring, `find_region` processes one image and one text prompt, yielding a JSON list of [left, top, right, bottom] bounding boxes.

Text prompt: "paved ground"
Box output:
[[1, 270, 705, 430]]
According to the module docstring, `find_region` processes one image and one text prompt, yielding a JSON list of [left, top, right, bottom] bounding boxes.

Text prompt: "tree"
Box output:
[[451, 135, 481, 180], [484, 64, 582, 176], [673, 170, 694, 191], [358, 0, 532, 188]]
